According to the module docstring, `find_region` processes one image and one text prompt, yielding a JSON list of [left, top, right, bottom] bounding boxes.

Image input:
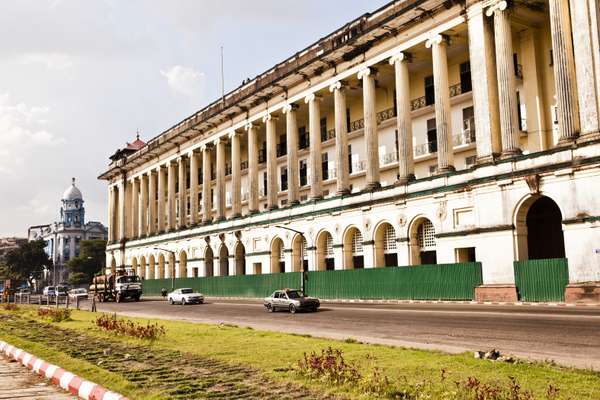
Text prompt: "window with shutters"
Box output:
[[351, 230, 363, 255], [417, 220, 436, 250], [383, 225, 396, 252], [325, 233, 334, 257]]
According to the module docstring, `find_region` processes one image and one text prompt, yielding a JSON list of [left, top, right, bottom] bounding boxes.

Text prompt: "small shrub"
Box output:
[[296, 347, 360, 385], [2, 303, 19, 311], [94, 313, 166, 340], [37, 307, 71, 322]]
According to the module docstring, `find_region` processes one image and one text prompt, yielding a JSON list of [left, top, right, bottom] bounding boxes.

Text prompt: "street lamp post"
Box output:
[[275, 226, 307, 295], [154, 247, 176, 291]]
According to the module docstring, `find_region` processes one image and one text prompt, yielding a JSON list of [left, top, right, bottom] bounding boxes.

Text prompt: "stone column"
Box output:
[[246, 123, 259, 213], [570, 0, 599, 137], [118, 179, 126, 241], [202, 144, 213, 224], [167, 161, 176, 231], [189, 150, 199, 225], [215, 138, 226, 221], [178, 156, 187, 229], [358, 67, 382, 187], [139, 174, 148, 237], [264, 114, 278, 210], [148, 170, 156, 235], [426, 35, 455, 171], [305, 93, 323, 199], [107, 186, 114, 242], [329, 82, 350, 194], [283, 104, 300, 204], [229, 131, 242, 217], [467, 3, 502, 161], [131, 178, 139, 238], [486, 1, 521, 156], [157, 165, 166, 232], [389, 53, 416, 183], [548, 0, 580, 142]]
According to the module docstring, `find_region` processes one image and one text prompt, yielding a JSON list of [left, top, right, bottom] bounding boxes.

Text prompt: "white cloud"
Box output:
[[0, 93, 64, 175], [19, 52, 74, 70], [160, 65, 205, 98]]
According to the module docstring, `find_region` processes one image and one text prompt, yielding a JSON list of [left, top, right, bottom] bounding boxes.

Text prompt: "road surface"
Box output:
[[82, 298, 600, 370], [0, 357, 75, 399]]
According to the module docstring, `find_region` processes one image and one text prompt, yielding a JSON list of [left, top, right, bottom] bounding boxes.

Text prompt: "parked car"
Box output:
[[167, 288, 204, 305], [68, 288, 88, 300], [56, 285, 68, 296], [43, 286, 56, 296], [264, 289, 320, 314]]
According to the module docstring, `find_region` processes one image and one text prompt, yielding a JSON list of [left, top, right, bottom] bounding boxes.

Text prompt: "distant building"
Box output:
[[28, 178, 107, 283], [0, 237, 27, 260]]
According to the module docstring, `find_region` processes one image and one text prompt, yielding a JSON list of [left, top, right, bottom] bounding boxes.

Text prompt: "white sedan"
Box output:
[[68, 288, 88, 300], [168, 288, 204, 305]]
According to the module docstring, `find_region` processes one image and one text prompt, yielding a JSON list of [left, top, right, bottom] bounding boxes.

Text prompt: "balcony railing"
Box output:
[[351, 159, 366, 173], [379, 151, 398, 166], [414, 141, 438, 157], [241, 160, 248, 171], [449, 83, 462, 97], [453, 129, 476, 147], [258, 149, 266, 163], [411, 83, 471, 112], [322, 128, 336, 142], [349, 118, 364, 132], [348, 107, 396, 133]]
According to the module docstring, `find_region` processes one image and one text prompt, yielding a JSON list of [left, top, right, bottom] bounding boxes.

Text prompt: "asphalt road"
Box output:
[[82, 298, 600, 370]]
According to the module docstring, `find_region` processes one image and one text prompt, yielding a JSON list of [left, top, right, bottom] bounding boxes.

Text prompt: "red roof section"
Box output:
[[125, 133, 146, 150]]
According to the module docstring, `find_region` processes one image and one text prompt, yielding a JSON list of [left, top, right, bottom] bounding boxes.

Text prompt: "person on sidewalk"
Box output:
[[161, 288, 167, 300]]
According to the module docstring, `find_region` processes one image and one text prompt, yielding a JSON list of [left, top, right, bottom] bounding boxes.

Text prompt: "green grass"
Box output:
[[1, 306, 599, 399]]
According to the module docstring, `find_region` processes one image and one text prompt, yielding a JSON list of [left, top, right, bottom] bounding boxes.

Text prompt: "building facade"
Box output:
[[100, 0, 600, 301], [28, 179, 108, 283]]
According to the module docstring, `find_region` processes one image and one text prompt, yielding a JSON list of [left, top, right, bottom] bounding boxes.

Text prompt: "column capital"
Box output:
[[425, 34, 448, 48], [262, 113, 278, 123], [389, 51, 412, 65], [486, 0, 508, 17], [282, 103, 299, 114], [304, 93, 322, 104], [328, 80, 347, 93], [357, 67, 376, 80], [245, 121, 258, 131], [228, 130, 241, 139], [214, 137, 223, 146]]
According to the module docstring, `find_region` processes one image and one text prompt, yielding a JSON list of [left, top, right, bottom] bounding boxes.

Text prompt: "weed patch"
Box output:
[[2, 303, 19, 311], [37, 307, 71, 322], [94, 313, 166, 340]]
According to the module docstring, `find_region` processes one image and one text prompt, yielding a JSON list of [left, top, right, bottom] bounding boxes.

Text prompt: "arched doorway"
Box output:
[[148, 255, 155, 279], [204, 246, 214, 277], [409, 217, 437, 265], [316, 231, 335, 271], [235, 241, 246, 275], [139, 256, 147, 279], [270, 237, 285, 273], [179, 251, 187, 278], [516, 195, 565, 260], [343, 227, 364, 269], [374, 222, 397, 267], [291, 234, 307, 272], [219, 245, 229, 276], [157, 254, 166, 279], [131, 257, 138, 276]]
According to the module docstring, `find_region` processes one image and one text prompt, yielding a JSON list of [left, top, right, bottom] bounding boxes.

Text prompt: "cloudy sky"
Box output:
[[0, 0, 389, 237]]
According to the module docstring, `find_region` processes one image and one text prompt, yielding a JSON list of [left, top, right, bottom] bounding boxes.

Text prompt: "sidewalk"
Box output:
[[0, 356, 75, 399]]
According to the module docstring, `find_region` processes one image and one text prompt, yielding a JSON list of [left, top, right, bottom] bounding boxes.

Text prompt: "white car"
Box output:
[[168, 288, 204, 305], [43, 286, 56, 296], [68, 288, 88, 300]]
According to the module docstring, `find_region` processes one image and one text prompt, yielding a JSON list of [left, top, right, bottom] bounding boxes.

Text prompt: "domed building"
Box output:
[[28, 178, 108, 284]]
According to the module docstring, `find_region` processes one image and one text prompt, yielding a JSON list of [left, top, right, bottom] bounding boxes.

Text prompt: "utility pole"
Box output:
[[275, 226, 307, 295]]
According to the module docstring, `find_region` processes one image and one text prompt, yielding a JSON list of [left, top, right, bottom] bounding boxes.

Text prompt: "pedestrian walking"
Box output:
[[161, 288, 167, 300]]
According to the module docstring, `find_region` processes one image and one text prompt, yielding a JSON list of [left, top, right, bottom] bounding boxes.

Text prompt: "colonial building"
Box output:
[[100, 0, 600, 301], [28, 179, 108, 283]]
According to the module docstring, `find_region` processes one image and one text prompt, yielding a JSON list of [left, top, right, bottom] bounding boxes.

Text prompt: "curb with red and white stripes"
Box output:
[[0, 340, 128, 400]]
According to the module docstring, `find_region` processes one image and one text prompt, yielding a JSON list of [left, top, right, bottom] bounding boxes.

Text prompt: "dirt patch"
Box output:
[[0, 315, 340, 400]]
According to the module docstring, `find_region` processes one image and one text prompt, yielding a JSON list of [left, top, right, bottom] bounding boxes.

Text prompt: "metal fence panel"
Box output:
[[513, 258, 569, 302], [143, 262, 482, 300], [306, 262, 482, 300]]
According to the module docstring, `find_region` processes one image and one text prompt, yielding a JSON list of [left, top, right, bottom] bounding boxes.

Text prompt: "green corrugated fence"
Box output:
[[514, 258, 569, 302], [143, 272, 301, 298], [143, 262, 482, 300], [306, 263, 482, 300]]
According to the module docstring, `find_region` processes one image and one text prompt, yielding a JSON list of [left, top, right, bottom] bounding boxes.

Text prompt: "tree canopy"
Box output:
[[3, 239, 52, 286], [67, 239, 106, 285]]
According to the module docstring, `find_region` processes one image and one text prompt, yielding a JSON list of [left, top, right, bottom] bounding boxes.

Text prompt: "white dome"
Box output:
[[63, 178, 83, 201]]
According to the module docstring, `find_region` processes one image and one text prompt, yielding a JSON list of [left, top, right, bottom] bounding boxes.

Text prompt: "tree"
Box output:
[[4, 239, 52, 287], [67, 239, 106, 285]]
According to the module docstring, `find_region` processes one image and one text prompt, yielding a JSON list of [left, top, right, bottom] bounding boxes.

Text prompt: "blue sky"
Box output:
[[0, 0, 390, 236]]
